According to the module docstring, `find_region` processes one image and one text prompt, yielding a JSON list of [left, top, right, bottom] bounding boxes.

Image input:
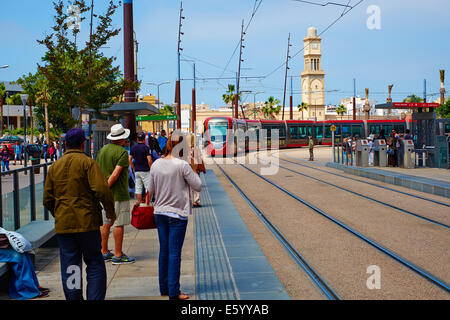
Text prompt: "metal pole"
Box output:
[[176, 2, 184, 129], [332, 130, 335, 162], [236, 20, 245, 119], [29, 167, 36, 221], [353, 78, 356, 120], [13, 170, 20, 230], [282, 33, 291, 121], [0, 173, 3, 227], [43, 164, 49, 220], [23, 101, 28, 169]]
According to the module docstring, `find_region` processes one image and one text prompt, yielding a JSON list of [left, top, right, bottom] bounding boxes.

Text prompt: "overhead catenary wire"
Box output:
[[263, 0, 365, 79]]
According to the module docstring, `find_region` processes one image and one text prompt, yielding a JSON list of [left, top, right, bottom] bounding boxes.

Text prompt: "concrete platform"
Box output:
[[281, 147, 450, 198], [325, 163, 450, 198], [0, 169, 289, 300]]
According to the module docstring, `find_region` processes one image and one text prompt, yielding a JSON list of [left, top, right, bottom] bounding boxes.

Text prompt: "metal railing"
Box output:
[[0, 161, 53, 230]]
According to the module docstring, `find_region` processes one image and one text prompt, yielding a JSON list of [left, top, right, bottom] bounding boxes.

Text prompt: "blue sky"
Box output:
[[1, 0, 449, 109]]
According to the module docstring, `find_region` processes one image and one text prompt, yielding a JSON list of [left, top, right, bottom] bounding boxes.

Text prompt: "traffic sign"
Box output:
[[136, 114, 178, 121], [330, 125, 336, 132]]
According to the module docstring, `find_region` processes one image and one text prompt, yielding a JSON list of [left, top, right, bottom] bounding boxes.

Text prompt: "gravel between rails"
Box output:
[[214, 161, 449, 299]]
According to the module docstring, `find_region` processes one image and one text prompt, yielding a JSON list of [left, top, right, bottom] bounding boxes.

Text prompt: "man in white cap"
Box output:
[[96, 124, 136, 265]]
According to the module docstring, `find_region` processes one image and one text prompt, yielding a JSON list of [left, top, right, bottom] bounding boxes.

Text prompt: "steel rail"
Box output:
[[278, 154, 450, 208], [257, 156, 449, 229], [216, 163, 341, 300], [238, 162, 450, 293]]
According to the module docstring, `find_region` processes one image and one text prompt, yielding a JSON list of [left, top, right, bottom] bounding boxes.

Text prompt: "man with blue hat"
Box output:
[[43, 128, 115, 300]]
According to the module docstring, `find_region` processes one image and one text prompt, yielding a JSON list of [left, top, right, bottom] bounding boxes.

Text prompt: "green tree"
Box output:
[[159, 104, 174, 115], [297, 102, 308, 120], [261, 96, 281, 119], [336, 104, 347, 120], [36, 0, 138, 131], [5, 93, 22, 105], [437, 99, 450, 118], [403, 94, 424, 103], [222, 84, 237, 106]]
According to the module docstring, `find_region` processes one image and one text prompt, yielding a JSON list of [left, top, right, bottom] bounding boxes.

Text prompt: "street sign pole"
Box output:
[[332, 130, 335, 163]]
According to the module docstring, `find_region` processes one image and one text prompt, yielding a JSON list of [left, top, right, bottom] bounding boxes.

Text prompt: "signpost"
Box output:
[[331, 125, 336, 163]]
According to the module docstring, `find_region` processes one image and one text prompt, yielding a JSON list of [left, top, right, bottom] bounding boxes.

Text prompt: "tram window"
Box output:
[[315, 126, 323, 138], [394, 124, 404, 133], [446, 124, 450, 134], [324, 126, 332, 138], [369, 125, 380, 135], [289, 126, 302, 139], [352, 126, 362, 138], [342, 125, 351, 137], [384, 125, 393, 133]]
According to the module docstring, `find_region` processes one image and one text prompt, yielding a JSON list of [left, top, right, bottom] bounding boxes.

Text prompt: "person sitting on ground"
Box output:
[[0, 229, 50, 299], [147, 132, 202, 300]]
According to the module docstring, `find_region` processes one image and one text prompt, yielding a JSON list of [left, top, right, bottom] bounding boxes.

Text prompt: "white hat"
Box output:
[[107, 124, 130, 140]]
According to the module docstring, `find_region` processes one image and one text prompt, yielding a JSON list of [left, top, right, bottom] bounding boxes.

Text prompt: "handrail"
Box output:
[[0, 161, 54, 230]]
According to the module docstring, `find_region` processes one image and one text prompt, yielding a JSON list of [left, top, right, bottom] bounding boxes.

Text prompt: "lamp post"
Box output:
[[20, 94, 29, 169], [145, 81, 170, 110], [0, 65, 9, 135]]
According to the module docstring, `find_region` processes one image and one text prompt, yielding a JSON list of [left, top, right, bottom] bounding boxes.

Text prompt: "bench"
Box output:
[[0, 220, 56, 290]]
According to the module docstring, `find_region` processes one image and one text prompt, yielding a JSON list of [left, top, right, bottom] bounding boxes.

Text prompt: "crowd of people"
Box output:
[[37, 124, 205, 300], [342, 129, 414, 167]]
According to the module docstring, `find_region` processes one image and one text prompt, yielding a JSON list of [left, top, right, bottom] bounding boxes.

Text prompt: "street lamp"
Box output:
[[145, 81, 170, 110], [252, 91, 265, 119], [20, 94, 29, 169]]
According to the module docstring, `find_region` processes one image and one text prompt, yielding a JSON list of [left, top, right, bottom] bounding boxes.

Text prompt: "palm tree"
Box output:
[[222, 84, 236, 107], [336, 104, 347, 120], [0, 83, 6, 135], [261, 96, 281, 119], [403, 94, 423, 103], [297, 102, 308, 120], [159, 104, 174, 115], [440, 70, 445, 105]]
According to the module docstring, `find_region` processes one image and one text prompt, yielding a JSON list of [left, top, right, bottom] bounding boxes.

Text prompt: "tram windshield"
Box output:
[[208, 119, 229, 143]]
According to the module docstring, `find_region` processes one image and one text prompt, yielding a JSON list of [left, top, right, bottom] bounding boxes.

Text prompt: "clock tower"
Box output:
[[301, 26, 325, 120]]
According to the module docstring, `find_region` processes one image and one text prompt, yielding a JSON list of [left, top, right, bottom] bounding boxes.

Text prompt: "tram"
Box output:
[[203, 116, 412, 156]]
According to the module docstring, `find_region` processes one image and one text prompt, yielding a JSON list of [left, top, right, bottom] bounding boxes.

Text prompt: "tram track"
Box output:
[[215, 163, 341, 300], [278, 152, 450, 207], [256, 155, 450, 229], [229, 159, 450, 294]]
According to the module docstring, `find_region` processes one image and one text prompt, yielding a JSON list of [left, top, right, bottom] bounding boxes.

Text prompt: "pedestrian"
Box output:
[[129, 132, 152, 204], [1, 145, 11, 172], [49, 142, 56, 162], [158, 130, 168, 153], [97, 124, 136, 265], [404, 129, 413, 140], [149, 136, 162, 161], [387, 130, 398, 167], [368, 135, 374, 166], [42, 141, 49, 163], [308, 136, 314, 161], [148, 132, 202, 300], [376, 128, 387, 142], [55, 141, 61, 160], [43, 128, 116, 300], [13, 141, 23, 165], [189, 134, 206, 207], [343, 137, 349, 165]]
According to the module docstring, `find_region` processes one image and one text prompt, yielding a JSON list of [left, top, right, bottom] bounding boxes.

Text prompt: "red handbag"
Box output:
[[131, 195, 156, 230]]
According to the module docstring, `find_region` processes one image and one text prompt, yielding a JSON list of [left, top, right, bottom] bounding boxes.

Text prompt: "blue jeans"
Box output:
[[56, 230, 106, 300], [0, 249, 41, 300], [155, 214, 188, 298], [1, 160, 9, 172]]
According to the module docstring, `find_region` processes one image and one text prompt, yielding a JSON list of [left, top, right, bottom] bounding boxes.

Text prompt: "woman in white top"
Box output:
[[147, 132, 202, 300]]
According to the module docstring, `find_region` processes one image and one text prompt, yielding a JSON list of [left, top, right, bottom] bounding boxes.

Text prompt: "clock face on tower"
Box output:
[[312, 42, 318, 49]]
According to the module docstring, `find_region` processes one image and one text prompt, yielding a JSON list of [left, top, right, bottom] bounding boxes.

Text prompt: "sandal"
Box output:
[[33, 291, 49, 299], [38, 286, 50, 293]]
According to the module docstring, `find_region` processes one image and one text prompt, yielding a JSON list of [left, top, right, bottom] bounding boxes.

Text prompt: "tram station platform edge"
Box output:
[[195, 170, 290, 300], [325, 162, 450, 198]]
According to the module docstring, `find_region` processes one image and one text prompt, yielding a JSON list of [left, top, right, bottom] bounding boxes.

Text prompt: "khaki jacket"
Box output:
[[43, 149, 116, 234]]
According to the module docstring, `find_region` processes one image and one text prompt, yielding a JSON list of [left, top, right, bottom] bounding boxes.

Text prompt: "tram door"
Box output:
[[261, 123, 287, 149], [287, 124, 312, 146]]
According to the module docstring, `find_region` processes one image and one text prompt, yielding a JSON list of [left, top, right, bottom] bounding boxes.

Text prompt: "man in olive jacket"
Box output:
[[43, 128, 115, 300]]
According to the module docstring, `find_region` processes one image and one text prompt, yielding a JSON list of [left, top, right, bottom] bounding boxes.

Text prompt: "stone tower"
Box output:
[[301, 26, 325, 120]]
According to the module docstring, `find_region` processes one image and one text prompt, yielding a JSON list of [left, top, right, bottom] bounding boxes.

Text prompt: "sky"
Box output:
[[1, 0, 449, 110]]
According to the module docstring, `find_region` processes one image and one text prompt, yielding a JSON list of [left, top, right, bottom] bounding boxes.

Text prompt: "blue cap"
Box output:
[[65, 128, 86, 146]]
